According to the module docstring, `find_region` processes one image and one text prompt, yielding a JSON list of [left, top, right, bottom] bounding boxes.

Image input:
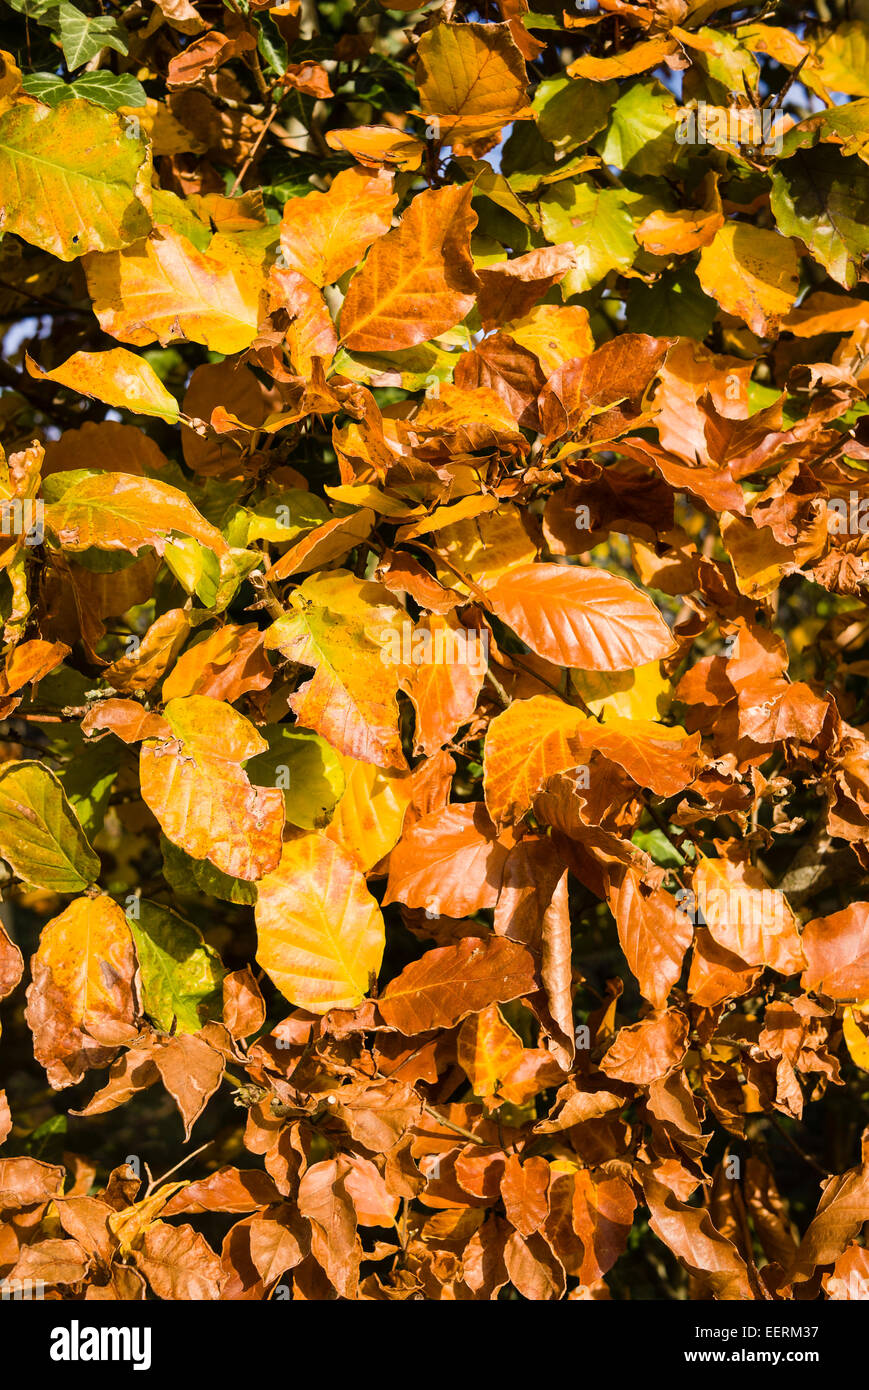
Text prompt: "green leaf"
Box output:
[[58, 3, 129, 69], [333, 342, 459, 393], [522, 11, 561, 29], [632, 828, 685, 868], [127, 899, 224, 1034], [687, 24, 758, 104], [51, 732, 120, 840], [150, 188, 213, 251], [21, 72, 72, 107], [778, 98, 869, 164], [533, 76, 616, 153], [626, 266, 718, 339], [539, 179, 647, 295], [23, 1114, 68, 1162], [163, 536, 223, 603], [72, 71, 147, 111], [246, 725, 345, 830], [5, 0, 60, 18], [0, 101, 151, 261], [0, 760, 101, 892], [771, 148, 869, 289], [595, 80, 680, 176], [255, 13, 288, 78], [160, 834, 259, 905], [222, 488, 332, 547], [164, 539, 261, 610]]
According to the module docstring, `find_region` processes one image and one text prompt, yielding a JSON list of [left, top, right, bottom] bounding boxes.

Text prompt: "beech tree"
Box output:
[[0, 0, 869, 1301]]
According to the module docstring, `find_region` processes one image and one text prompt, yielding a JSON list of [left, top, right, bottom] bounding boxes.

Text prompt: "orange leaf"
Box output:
[[599, 1008, 689, 1085], [278, 166, 396, 287], [139, 695, 284, 881], [384, 802, 511, 917], [24, 894, 138, 1090], [609, 866, 693, 1010], [802, 903, 869, 1000], [457, 1004, 526, 1099], [486, 563, 675, 671], [339, 184, 479, 353], [378, 936, 536, 1034]]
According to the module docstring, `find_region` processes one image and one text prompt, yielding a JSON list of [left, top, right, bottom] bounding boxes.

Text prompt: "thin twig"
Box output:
[[419, 1099, 486, 1145], [143, 1140, 214, 1196], [230, 103, 282, 195], [769, 1115, 826, 1176]]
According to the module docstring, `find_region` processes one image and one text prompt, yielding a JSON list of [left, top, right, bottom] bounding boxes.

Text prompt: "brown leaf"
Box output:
[[0, 919, 23, 1000], [378, 936, 536, 1035], [71, 1039, 160, 1118], [462, 1213, 510, 1297], [222, 968, 266, 1039], [162, 1167, 279, 1215], [339, 185, 479, 353], [495, 838, 574, 1067], [539, 334, 671, 443], [599, 1008, 689, 1085], [154, 1033, 225, 1140], [609, 867, 693, 1010], [790, 1158, 869, 1282], [297, 1157, 359, 1298], [133, 1219, 224, 1299], [643, 1174, 758, 1300], [503, 1228, 565, 1300], [248, 1205, 308, 1286], [476, 245, 576, 330], [384, 802, 511, 917], [12, 1237, 90, 1288], [0, 1156, 65, 1211], [500, 1154, 550, 1237]]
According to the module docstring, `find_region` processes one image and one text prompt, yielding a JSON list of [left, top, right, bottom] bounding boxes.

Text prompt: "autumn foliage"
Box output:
[[2, 0, 869, 1303]]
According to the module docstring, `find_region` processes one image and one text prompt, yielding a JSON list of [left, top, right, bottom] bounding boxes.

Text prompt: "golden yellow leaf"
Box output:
[[140, 695, 285, 881], [279, 166, 396, 287], [27, 349, 180, 422], [415, 21, 532, 150], [697, 223, 799, 337], [84, 226, 266, 355], [255, 833, 386, 1012], [25, 895, 138, 1090], [325, 755, 413, 873]]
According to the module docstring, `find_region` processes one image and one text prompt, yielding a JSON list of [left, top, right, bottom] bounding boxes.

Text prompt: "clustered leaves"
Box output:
[[1, 0, 869, 1303]]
